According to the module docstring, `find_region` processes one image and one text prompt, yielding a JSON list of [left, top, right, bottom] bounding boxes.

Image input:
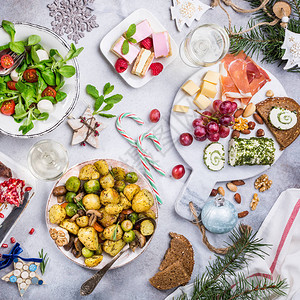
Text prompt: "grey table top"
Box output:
[[0, 1, 299, 299]]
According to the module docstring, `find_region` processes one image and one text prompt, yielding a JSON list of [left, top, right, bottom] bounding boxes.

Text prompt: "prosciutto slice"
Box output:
[[220, 51, 271, 105]]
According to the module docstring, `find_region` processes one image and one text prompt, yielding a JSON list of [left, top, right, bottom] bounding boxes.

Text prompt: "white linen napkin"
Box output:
[[166, 188, 300, 300]]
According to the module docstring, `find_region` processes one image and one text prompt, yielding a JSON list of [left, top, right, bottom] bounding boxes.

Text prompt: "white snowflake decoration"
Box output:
[[47, 0, 99, 43], [281, 29, 300, 70], [170, 0, 211, 32]]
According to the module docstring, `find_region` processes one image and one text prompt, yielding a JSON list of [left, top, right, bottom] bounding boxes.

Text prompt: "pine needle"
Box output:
[[38, 248, 49, 275]]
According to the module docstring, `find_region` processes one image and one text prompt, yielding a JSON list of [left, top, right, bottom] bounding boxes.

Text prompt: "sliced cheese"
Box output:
[[173, 105, 189, 113], [194, 93, 211, 110], [203, 70, 220, 85], [200, 81, 217, 99], [181, 80, 200, 96]]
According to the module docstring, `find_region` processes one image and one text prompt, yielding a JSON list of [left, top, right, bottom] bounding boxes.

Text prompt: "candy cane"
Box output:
[[115, 112, 144, 149]]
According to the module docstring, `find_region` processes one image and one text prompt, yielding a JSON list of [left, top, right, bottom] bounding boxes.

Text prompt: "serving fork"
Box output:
[[0, 49, 26, 76]]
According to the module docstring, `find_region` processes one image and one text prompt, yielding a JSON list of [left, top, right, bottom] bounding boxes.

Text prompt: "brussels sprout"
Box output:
[[121, 220, 133, 232], [65, 192, 76, 203], [123, 230, 136, 243], [65, 176, 81, 192], [128, 212, 138, 225], [82, 247, 94, 258], [125, 172, 138, 183], [115, 180, 126, 193], [111, 167, 126, 181], [65, 203, 78, 217], [84, 180, 100, 194]]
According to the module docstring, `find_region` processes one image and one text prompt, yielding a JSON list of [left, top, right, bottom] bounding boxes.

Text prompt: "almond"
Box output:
[[256, 129, 265, 137], [210, 189, 218, 197], [217, 186, 225, 196], [234, 108, 244, 118], [231, 180, 245, 186], [231, 130, 240, 139], [253, 113, 264, 124], [243, 103, 256, 118], [226, 182, 237, 192], [234, 193, 241, 204], [241, 129, 251, 134], [238, 211, 249, 218]]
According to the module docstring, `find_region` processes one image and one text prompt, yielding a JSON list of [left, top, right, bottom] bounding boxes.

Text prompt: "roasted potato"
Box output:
[[111, 167, 126, 181], [99, 208, 118, 227], [103, 240, 126, 256], [132, 189, 154, 213], [76, 216, 89, 227], [82, 194, 101, 210], [60, 219, 79, 235], [140, 220, 155, 236], [123, 184, 140, 201], [85, 255, 103, 267], [105, 203, 124, 215], [79, 165, 100, 180], [119, 193, 131, 210], [94, 160, 109, 176], [99, 173, 115, 189], [98, 232, 107, 242], [100, 188, 120, 206], [143, 209, 156, 219], [78, 227, 99, 251], [53, 185, 67, 196], [103, 224, 123, 241], [49, 204, 66, 224]]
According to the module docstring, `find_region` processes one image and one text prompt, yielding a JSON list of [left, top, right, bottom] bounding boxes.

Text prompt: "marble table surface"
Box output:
[[1, 1, 300, 299]]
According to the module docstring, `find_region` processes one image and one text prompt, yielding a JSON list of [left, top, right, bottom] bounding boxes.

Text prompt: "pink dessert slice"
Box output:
[[111, 36, 140, 64], [132, 20, 152, 43], [152, 32, 170, 58]]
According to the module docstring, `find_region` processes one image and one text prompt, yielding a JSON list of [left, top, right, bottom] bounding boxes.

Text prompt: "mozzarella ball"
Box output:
[[10, 69, 19, 82], [36, 49, 49, 62], [37, 100, 54, 113]]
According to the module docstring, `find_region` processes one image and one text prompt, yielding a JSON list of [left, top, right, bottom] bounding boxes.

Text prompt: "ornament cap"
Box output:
[[215, 195, 225, 207]]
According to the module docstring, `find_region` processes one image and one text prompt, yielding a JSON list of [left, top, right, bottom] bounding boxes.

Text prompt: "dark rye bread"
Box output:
[[149, 261, 190, 290], [256, 97, 300, 150], [149, 232, 194, 290], [0, 161, 12, 178], [159, 232, 194, 276]]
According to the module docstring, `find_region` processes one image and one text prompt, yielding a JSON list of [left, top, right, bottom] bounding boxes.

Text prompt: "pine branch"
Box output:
[[289, 0, 300, 18]]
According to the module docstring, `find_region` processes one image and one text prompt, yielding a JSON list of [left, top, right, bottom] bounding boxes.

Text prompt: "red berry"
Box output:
[[25, 187, 32, 192], [149, 109, 160, 123], [172, 165, 185, 179], [29, 228, 35, 235], [1, 244, 8, 248], [150, 63, 163, 76], [0, 213, 4, 218], [115, 58, 128, 73], [10, 237, 16, 244], [140, 37, 153, 50]]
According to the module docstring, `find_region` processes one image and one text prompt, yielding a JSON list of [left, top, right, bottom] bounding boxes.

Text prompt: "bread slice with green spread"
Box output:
[[256, 97, 300, 150]]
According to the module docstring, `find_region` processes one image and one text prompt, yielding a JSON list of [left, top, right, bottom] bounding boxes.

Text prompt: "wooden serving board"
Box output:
[[170, 63, 287, 221]]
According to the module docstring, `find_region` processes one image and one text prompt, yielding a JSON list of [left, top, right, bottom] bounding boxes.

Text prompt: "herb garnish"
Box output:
[[122, 24, 137, 55], [86, 82, 123, 118], [38, 249, 49, 275], [112, 222, 120, 241]]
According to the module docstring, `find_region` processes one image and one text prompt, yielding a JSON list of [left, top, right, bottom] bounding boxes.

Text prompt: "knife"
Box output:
[[0, 191, 30, 244]]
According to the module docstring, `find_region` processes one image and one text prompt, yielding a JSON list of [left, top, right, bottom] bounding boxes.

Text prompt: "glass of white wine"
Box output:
[[180, 24, 230, 67], [28, 139, 69, 181]]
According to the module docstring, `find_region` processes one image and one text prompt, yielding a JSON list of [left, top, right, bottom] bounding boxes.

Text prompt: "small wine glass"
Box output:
[[27, 139, 69, 181], [180, 24, 230, 68]]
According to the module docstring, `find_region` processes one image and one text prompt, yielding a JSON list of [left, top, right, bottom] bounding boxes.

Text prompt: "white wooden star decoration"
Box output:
[[2, 258, 44, 297], [170, 0, 211, 31], [67, 107, 106, 148], [281, 29, 300, 70]]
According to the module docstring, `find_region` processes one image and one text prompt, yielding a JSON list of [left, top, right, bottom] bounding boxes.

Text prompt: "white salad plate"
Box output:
[[0, 22, 80, 138], [0, 151, 36, 244], [100, 8, 179, 88], [170, 62, 287, 220], [46, 158, 158, 270]]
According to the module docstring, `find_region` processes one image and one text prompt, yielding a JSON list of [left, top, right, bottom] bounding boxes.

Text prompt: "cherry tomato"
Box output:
[[1, 54, 14, 69], [41, 86, 56, 98], [23, 69, 38, 83], [0, 100, 15, 116], [7, 81, 17, 90]]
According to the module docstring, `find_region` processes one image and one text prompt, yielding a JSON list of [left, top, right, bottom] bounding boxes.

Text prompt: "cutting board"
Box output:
[[170, 63, 287, 221]]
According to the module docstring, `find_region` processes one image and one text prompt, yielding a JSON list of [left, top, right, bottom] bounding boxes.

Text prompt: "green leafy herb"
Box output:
[[86, 82, 123, 118], [58, 65, 76, 78], [2, 20, 16, 41], [112, 222, 120, 241], [121, 23, 137, 54], [38, 249, 49, 275], [27, 35, 41, 46], [9, 41, 25, 54]]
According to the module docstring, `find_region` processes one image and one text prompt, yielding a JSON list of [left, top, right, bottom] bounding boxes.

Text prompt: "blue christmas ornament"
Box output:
[[201, 196, 238, 234]]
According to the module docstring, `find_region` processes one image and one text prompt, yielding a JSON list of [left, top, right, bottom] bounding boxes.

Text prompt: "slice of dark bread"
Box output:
[[0, 161, 12, 178], [256, 97, 300, 150], [159, 232, 194, 276], [149, 261, 190, 290]]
